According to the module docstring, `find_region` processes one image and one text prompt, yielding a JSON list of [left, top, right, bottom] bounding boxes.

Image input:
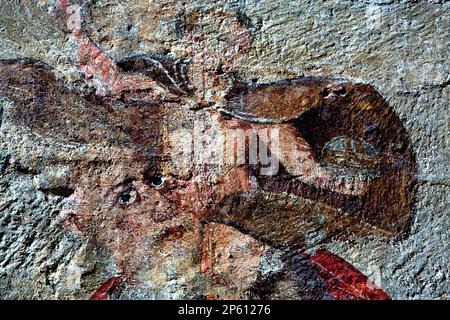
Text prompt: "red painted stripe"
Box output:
[[307, 249, 390, 300], [89, 276, 122, 300]]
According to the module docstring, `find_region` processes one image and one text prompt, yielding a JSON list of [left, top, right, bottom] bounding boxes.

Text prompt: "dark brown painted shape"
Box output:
[[221, 78, 417, 239]]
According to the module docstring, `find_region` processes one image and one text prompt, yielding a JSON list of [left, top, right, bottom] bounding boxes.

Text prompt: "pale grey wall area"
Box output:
[[0, 0, 448, 299]]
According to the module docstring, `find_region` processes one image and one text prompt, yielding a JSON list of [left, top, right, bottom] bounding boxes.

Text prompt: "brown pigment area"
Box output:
[[0, 59, 418, 242], [224, 77, 332, 122], [0, 58, 417, 296], [221, 78, 417, 238]]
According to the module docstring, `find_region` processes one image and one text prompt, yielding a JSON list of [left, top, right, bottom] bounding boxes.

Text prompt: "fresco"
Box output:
[[0, 55, 417, 300], [1, 0, 435, 300]]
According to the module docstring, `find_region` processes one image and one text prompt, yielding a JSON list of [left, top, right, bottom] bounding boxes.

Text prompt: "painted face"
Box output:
[[0, 58, 415, 299], [0, 59, 262, 293]]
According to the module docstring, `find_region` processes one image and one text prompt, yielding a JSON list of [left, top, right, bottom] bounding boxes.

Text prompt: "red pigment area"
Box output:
[[307, 249, 390, 300], [89, 276, 122, 300], [63, 214, 83, 233], [73, 34, 120, 91], [59, 0, 68, 14]]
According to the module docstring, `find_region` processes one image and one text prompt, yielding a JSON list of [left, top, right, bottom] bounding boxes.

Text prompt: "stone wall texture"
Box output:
[[0, 0, 448, 299]]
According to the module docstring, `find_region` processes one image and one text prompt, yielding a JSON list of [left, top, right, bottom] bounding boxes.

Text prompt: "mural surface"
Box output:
[[0, 0, 447, 300]]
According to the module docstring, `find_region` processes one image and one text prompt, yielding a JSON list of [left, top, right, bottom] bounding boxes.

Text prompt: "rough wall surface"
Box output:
[[0, 0, 448, 299]]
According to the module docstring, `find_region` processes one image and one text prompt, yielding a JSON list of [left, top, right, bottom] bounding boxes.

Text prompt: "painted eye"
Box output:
[[115, 186, 138, 205], [147, 176, 164, 188], [322, 136, 380, 169]]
